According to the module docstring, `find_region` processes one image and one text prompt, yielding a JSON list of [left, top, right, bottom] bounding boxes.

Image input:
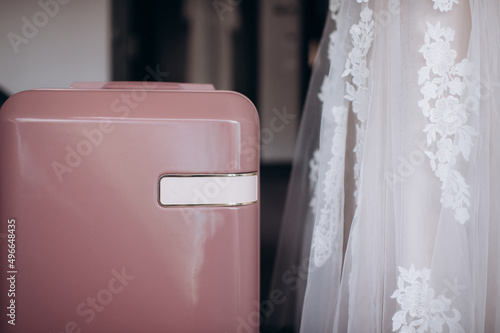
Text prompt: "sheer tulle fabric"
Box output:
[[267, 0, 500, 332]]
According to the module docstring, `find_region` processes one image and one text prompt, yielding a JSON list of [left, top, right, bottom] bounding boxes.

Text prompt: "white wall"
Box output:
[[0, 0, 111, 95]]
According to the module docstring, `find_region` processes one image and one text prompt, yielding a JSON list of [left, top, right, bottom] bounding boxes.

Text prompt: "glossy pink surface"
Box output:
[[0, 86, 260, 332]]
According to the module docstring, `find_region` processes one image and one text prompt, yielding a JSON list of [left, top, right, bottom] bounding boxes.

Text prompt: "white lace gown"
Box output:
[[267, 0, 500, 332]]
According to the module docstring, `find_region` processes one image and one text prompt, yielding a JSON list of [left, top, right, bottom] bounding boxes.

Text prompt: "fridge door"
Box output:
[[0, 86, 259, 332]]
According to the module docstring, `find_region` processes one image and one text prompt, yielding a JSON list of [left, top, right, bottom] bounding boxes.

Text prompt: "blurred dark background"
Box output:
[[0, 0, 328, 330]]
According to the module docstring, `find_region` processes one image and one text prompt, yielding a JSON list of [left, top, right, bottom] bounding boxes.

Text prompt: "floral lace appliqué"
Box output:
[[391, 265, 464, 333], [432, 0, 459, 12], [418, 22, 477, 224]]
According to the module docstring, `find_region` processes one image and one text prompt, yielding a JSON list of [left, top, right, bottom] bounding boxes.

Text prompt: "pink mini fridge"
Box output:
[[0, 82, 260, 332]]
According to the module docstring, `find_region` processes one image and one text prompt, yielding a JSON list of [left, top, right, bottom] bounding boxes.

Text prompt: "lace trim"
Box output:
[[310, 2, 374, 267], [391, 265, 464, 333], [328, 0, 342, 62], [309, 1, 347, 267], [311, 106, 348, 266], [342, 5, 374, 202], [308, 149, 320, 211], [329, 0, 341, 20], [432, 0, 459, 12], [418, 21, 477, 224], [308, 1, 341, 217]]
